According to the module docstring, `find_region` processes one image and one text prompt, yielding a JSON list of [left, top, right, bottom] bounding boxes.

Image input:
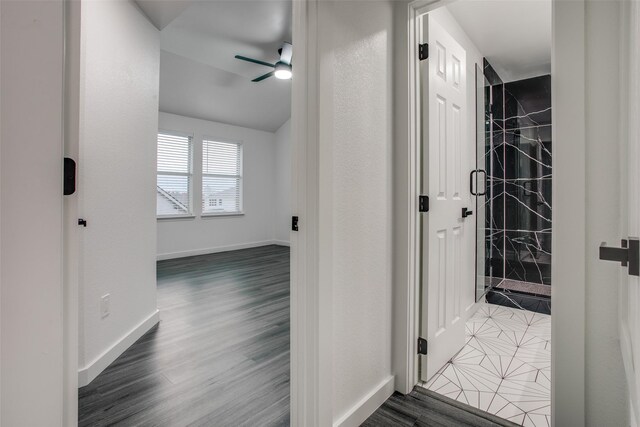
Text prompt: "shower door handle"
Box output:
[[470, 169, 487, 196], [599, 238, 639, 276]]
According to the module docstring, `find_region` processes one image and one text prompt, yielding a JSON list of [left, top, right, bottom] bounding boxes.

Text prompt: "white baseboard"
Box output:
[[157, 240, 290, 260], [78, 309, 160, 387], [333, 375, 395, 427]]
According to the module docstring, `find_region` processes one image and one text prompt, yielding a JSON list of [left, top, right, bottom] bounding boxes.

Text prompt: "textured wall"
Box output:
[[78, 0, 159, 379], [156, 112, 280, 258], [317, 1, 394, 422]]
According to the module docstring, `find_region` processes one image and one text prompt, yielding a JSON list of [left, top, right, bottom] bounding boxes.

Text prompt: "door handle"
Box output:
[[599, 238, 639, 276], [462, 207, 473, 218], [470, 170, 477, 195], [469, 169, 487, 196]]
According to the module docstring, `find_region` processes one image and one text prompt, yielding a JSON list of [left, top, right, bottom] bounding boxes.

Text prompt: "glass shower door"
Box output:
[[475, 64, 490, 301]]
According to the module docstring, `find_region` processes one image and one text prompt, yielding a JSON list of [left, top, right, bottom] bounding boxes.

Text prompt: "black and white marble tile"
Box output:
[[482, 69, 553, 299], [486, 229, 504, 280], [504, 231, 551, 285], [504, 75, 552, 130], [504, 126, 552, 180], [483, 58, 503, 86], [504, 179, 552, 232], [486, 290, 552, 315]]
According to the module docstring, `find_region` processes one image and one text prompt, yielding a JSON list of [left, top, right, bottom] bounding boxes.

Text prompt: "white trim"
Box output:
[[332, 376, 395, 427], [158, 128, 194, 139], [271, 240, 291, 247], [200, 212, 244, 218], [290, 0, 328, 425], [157, 215, 196, 220], [156, 240, 285, 260], [551, 0, 586, 425], [397, 0, 452, 396], [63, 0, 81, 423], [78, 310, 160, 387]]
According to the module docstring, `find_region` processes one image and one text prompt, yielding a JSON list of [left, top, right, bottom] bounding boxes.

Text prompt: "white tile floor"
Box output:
[[423, 304, 551, 427]]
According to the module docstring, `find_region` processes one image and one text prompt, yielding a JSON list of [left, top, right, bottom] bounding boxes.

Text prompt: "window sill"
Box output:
[[157, 215, 196, 221], [201, 212, 245, 218]]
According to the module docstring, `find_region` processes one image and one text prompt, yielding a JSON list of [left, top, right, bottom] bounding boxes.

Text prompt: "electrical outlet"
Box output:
[[101, 294, 110, 318]]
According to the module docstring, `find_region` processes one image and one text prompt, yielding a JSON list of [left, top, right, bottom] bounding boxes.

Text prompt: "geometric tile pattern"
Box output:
[[423, 304, 551, 426]]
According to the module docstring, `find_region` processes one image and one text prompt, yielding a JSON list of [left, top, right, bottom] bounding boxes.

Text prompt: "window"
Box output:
[[202, 139, 242, 214], [157, 132, 192, 217]]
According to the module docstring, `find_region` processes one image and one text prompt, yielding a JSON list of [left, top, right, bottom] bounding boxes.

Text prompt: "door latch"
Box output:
[[599, 238, 639, 276], [462, 207, 473, 218], [417, 337, 428, 355]]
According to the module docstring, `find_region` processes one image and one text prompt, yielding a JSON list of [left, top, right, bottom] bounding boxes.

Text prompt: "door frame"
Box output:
[[290, 0, 333, 425], [398, 0, 588, 424], [60, 2, 320, 426]]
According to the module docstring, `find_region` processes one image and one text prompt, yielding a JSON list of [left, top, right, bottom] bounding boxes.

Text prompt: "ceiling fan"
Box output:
[[235, 42, 292, 82]]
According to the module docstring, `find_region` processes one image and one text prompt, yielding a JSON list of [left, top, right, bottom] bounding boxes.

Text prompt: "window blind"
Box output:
[[157, 132, 192, 216], [202, 140, 242, 214]]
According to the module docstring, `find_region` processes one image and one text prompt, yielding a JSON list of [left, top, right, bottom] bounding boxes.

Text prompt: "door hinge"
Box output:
[[419, 195, 429, 212], [292, 216, 299, 232], [418, 337, 428, 355], [419, 43, 429, 61]]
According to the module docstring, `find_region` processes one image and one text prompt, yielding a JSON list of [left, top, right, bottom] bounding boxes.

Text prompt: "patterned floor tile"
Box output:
[[425, 303, 550, 427]]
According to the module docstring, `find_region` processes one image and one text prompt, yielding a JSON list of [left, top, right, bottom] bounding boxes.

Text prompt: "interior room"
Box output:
[[75, 1, 292, 425]]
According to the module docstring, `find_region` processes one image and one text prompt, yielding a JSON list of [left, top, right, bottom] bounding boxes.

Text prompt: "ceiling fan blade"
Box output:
[[252, 71, 275, 82], [234, 55, 275, 68], [280, 42, 293, 65]]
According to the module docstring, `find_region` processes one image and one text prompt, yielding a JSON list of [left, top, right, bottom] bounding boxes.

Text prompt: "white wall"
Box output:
[[584, 0, 628, 424], [78, 0, 160, 386], [0, 0, 65, 425], [552, 0, 628, 425], [316, 1, 395, 425], [274, 119, 291, 244], [157, 112, 285, 258]]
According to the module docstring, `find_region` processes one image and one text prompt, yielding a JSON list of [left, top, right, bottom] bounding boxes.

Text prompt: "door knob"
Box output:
[[599, 238, 639, 276], [462, 208, 473, 218]]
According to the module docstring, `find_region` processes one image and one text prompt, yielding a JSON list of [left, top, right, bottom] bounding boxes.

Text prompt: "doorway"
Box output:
[[415, 4, 552, 426], [69, 1, 293, 424]]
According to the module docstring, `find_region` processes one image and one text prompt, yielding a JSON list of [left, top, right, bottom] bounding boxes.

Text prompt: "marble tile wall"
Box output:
[[483, 66, 552, 295], [502, 75, 552, 286]]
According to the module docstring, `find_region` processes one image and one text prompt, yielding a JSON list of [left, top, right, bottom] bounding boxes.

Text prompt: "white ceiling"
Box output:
[[446, 0, 551, 82], [136, 0, 194, 30], [141, 0, 292, 133]]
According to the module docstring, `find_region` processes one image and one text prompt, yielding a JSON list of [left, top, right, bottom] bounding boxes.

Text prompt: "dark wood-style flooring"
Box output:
[[78, 245, 290, 426], [80, 244, 522, 427], [362, 387, 520, 427]]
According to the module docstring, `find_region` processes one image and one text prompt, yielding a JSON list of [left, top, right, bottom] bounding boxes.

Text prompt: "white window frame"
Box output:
[[156, 129, 194, 219], [200, 137, 244, 217]]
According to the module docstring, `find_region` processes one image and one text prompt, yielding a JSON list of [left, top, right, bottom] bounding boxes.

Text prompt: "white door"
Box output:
[[620, 0, 640, 423], [420, 14, 472, 381]]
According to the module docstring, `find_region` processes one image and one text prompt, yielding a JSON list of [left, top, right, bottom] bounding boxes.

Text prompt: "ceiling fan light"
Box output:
[[274, 62, 292, 80]]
